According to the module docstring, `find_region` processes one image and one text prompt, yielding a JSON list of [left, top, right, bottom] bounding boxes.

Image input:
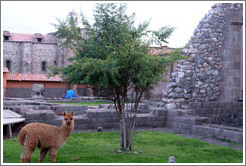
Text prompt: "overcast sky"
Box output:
[[1, 1, 219, 48]]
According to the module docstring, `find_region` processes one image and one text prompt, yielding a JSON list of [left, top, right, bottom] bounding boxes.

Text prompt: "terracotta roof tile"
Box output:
[[148, 46, 175, 55], [5, 32, 56, 43], [7, 73, 62, 82]]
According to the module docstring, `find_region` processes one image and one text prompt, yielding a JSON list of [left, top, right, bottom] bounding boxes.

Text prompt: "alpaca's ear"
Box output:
[[62, 112, 66, 116], [71, 112, 75, 116]]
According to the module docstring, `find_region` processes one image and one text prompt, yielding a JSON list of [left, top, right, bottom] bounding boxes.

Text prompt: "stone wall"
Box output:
[[195, 101, 243, 127], [5, 81, 72, 98], [3, 41, 57, 74], [219, 5, 243, 101], [163, 3, 243, 108], [3, 36, 74, 75], [4, 98, 242, 144], [5, 88, 32, 98], [165, 109, 243, 144], [3, 99, 167, 130], [3, 42, 22, 73], [32, 43, 58, 74]]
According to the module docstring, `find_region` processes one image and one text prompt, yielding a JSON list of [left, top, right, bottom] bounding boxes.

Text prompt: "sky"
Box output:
[[1, 1, 219, 48]]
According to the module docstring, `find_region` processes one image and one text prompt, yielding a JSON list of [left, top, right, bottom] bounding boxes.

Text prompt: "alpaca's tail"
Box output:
[[18, 128, 26, 147]]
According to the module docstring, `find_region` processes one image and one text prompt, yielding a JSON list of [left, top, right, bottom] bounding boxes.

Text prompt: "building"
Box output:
[[2, 29, 94, 98], [3, 31, 74, 74], [2, 31, 175, 99]]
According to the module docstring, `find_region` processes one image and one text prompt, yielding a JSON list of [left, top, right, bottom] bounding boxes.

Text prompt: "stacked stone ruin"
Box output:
[[3, 97, 243, 144], [3, 98, 167, 130], [162, 3, 243, 109]]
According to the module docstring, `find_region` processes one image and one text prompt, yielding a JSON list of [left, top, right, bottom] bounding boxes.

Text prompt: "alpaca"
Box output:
[[19, 112, 74, 163]]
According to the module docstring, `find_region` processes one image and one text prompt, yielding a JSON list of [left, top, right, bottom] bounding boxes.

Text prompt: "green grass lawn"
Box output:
[[3, 131, 243, 163], [49, 101, 114, 106]]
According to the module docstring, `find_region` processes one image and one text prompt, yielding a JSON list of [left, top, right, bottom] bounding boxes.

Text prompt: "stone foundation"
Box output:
[[3, 98, 243, 144]]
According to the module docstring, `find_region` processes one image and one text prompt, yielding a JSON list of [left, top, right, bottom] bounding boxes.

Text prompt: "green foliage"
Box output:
[[3, 131, 243, 163], [152, 26, 175, 47], [51, 3, 180, 92], [51, 3, 186, 150]]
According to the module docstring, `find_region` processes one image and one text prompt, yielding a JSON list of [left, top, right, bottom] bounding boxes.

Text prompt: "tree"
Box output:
[[152, 26, 175, 48], [51, 3, 183, 150]]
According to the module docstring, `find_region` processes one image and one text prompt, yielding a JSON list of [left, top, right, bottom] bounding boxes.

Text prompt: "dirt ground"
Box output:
[[3, 124, 243, 151]]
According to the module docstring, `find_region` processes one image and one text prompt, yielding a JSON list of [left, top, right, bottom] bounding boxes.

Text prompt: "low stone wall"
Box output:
[[195, 101, 243, 127], [165, 108, 243, 144], [50, 104, 88, 115], [5, 88, 32, 98], [23, 108, 167, 130], [4, 98, 242, 144], [4, 98, 167, 131]]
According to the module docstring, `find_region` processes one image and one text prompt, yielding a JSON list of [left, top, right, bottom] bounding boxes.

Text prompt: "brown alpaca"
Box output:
[[19, 112, 74, 163]]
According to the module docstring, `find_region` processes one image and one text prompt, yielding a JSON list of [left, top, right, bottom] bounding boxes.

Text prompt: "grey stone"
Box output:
[[97, 127, 103, 132], [174, 87, 183, 93], [177, 72, 185, 78], [161, 98, 169, 103], [166, 103, 176, 110], [169, 92, 178, 99], [168, 156, 176, 163], [117, 150, 122, 153]]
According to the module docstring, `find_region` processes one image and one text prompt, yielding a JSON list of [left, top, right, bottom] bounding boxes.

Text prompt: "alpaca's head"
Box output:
[[62, 112, 75, 128]]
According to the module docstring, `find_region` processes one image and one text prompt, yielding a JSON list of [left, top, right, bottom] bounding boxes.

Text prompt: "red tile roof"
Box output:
[[7, 73, 62, 82], [148, 46, 175, 55], [4, 32, 56, 43]]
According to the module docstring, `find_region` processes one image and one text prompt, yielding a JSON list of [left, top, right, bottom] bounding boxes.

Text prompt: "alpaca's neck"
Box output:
[[59, 123, 74, 142]]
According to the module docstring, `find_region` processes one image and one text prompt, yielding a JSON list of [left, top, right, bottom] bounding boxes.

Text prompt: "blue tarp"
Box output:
[[64, 89, 77, 99]]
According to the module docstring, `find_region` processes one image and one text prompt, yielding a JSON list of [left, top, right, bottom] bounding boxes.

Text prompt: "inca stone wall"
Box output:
[[162, 3, 243, 109]]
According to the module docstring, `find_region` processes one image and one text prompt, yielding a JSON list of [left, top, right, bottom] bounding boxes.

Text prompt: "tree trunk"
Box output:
[[119, 113, 127, 149], [126, 90, 143, 150], [126, 113, 136, 150], [116, 89, 142, 151]]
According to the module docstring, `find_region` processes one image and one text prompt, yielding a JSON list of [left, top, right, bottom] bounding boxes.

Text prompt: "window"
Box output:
[[42, 61, 47, 71], [4, 36, 9, 41], [3, 31, 11, 41], [37, 38, 42, 42], [6, 60, 11, 71], [34, 33, 43, 42]]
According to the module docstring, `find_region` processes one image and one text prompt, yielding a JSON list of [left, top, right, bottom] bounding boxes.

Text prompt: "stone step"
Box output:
[[52, 105, 88, 115], [201, 101, 243, 109], [193, 124, 243, 144], [25, 110, 56, 123], [177, 116, 211, 125], [98, 103, 150, 113], [6, 106, 32, 115], [32, 105, 52, 110]]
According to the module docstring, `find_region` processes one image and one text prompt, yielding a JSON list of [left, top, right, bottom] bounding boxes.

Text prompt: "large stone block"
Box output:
[[86, 109, 117, 118], [53, 105, 88, 115], [25, 110, 56, 123], [150, 108, 167, 116]]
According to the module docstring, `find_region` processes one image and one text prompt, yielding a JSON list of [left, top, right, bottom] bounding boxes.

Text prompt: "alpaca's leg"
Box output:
[[21, 147, 35, 163], [38, 148, 49, 163], [21, 138, 38, 163], [49, 148, 57, 163]]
